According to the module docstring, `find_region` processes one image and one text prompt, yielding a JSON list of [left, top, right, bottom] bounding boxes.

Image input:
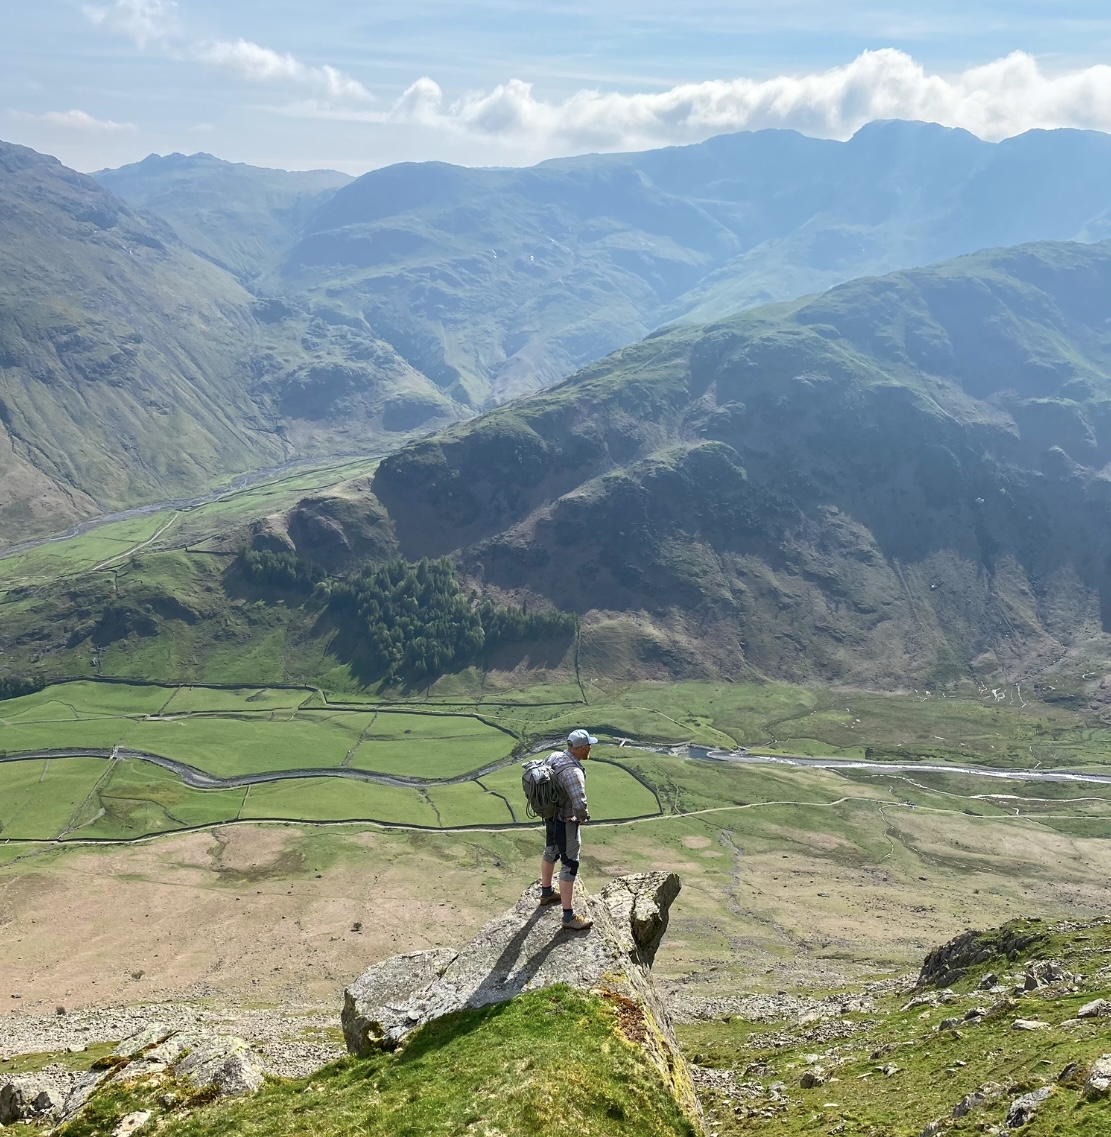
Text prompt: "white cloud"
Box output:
[[83, 0, 179, 49], [196, 39, 372, 104], [17, 109, 137, 132], [368, 50, 1111, 150]]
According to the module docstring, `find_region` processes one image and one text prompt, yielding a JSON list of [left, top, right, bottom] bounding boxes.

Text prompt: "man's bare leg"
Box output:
[[559, 879, 573, 909], [541, 858, 554, 889]]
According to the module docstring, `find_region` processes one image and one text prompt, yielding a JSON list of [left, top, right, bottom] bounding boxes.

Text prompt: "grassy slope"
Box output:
[[0, 142, 292, 538], [95, 152, 351, 283], [56, 988, 696, 1137], [0, 139, 455, 544], [680, 917, 1111, 1137], [367, 238, 1111, 691]]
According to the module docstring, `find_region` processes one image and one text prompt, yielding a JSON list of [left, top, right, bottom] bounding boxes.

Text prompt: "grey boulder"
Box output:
[[1005, 1085, 1052, 1127], [1085, 1054, 1111, 1098], [0, 1076, 65, 1125], [343, 871, 681, 1054]]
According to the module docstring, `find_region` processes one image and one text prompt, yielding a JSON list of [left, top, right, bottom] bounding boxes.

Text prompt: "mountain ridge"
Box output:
[[365, 237, 1111, 689]]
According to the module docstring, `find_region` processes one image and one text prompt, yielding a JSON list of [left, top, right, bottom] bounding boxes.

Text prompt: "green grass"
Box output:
[[61, 987, 696, 1137], [0, 758, 110, 839], [238, 778, 438, 826], [118, 714, 378, 776], [425, 781, 515, 826], [5, 678, 1111, 843], [159, 686, 309, 713], [63, 759, 247, 840], [0, 514, 172, 587], [677, 917, 1111, 1137], [0, 718, 132, 754]]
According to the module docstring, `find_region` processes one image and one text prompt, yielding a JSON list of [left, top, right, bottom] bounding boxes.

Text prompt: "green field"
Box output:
[[0, 514, 173, 589], [0, 758, 108, 839], [0, 455, 382, 591], [0, 682, 669, 838], [4, 678, 1111, 844], [238, 777, 438, 827]]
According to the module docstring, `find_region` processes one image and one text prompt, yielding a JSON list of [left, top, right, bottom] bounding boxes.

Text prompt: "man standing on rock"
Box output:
[[539, 729, 595, 931]]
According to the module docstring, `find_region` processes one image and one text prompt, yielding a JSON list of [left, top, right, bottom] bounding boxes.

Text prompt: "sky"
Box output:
[[4, 1, 1111, 173]]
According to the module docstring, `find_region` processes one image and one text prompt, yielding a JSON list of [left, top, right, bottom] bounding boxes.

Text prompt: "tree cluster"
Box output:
[[239, 548, 322, 592], [0, 674, 45, 702], [330, 557, 574, 683]]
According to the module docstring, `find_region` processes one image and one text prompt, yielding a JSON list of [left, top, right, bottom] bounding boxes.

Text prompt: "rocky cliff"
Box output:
[[342, 871, 702, 1127]]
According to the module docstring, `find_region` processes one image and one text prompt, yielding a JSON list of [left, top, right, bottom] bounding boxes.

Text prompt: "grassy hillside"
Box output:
[[0, 144, 457, 543], [96, 152, 351, 283], [270, 123, 1111, 407], [45, 987, 695, 1137], [368, 238, 1111, 690], [682, 916, 1111, 1137]]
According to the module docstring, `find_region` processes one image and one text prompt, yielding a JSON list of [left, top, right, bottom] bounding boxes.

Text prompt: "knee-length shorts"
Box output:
[[542, 817, 581, 882]]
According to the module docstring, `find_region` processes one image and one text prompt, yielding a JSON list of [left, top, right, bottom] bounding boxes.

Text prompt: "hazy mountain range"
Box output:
[[101, 120, 1111, 410], [4, 118, 1111, 605]]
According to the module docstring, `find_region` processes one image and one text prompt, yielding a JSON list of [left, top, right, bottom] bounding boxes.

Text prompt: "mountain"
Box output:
[[0, 142, 455, 543], [365, 238, 1111, 689], [96, 152, 351, 283], [267, 122, 1111, 409]]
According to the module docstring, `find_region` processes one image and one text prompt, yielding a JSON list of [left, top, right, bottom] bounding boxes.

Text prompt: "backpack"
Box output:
[[521, 753, 563, 820]]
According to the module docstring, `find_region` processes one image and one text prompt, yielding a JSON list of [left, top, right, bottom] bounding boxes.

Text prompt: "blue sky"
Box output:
[[4, 1, 1111, 172]]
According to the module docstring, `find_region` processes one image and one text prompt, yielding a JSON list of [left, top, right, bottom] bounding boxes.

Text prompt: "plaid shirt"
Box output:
[[548, 750, 589, 821]]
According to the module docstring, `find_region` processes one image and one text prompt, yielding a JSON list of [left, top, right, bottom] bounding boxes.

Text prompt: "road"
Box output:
[[692, 748, 1111, 786], [6, 742, 1111, 793]]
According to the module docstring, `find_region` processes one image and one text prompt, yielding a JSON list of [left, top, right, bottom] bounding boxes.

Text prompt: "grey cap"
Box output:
[[567, 729, 598, 748]]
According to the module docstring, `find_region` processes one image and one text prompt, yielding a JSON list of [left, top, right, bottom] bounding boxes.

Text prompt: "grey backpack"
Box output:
[[521, 754, 563, 819]]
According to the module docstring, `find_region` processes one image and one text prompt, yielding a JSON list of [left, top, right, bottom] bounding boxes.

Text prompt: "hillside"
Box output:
[[96, 153, 351, 283], [92, 124, 1111, 415], [367, 238, 1111, 689], [0, 142, 456, 544], [271, 122, 1111, 407]]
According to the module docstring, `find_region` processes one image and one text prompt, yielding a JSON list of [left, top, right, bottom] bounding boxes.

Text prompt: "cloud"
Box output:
[[369, 50, 1111, 150], [83, 0, 179, 49], [195, 39, 372, 104], [16, 109, 137, 133]]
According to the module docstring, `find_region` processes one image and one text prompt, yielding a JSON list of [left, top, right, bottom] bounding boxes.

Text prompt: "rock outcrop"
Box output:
[[343, 871, 698, 1125], [0, 1076, 64, 1126], [11, 1024, 272, 1128], [1085, 1055, 1111, 1098]]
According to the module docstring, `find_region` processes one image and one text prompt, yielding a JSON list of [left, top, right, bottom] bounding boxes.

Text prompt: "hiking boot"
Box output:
[[538, 890, 562, 906], [561, 913, 593, 931]]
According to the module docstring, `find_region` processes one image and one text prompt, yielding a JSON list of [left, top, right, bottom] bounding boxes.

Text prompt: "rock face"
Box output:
[[916, 923, 1048, 989], [343, 872, 698, 1123], [108, 1025, 266, 1098], [1005, 1085, 1053, 1127], [0, 1076, 64, 1125], [1085, 1054, 1111, 1098]]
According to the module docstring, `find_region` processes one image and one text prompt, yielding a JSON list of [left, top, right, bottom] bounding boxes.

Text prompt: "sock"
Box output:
[[563, 908, 574, 921], [541, 885, 555, 895]]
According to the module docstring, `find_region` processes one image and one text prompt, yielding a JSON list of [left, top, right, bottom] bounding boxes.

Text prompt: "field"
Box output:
[[3, 674, 1111, 1020], [5, 679, 1111, 848], [0, 455, 381, 591], [0, 682, 664, 840]]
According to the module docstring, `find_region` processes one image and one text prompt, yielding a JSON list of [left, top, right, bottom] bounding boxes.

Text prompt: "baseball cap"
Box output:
[[567, 729, 598, 747]]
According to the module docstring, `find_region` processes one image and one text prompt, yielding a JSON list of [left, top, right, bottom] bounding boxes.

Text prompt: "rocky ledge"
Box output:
[[0, 1025, 265, 1129], [343, 871, 700, 1125]]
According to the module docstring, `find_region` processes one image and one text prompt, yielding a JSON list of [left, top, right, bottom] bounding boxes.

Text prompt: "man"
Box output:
[[539, 728, 596, 931]]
